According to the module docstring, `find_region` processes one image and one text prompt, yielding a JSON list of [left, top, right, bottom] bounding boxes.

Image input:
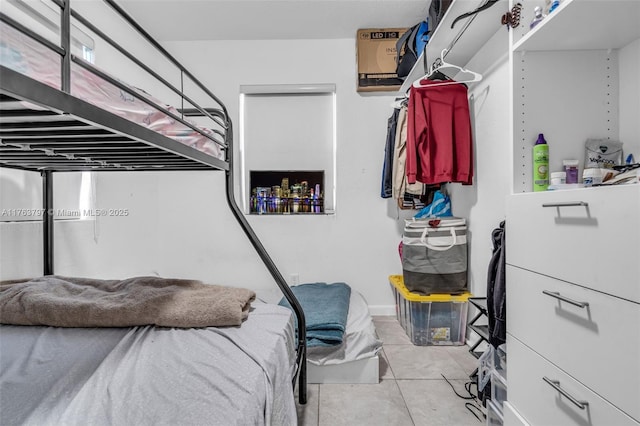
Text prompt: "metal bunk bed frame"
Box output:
[[0, 0, 307, 405]]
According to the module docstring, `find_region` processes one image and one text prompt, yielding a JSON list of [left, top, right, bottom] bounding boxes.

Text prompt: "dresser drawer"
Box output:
[[507, 334, 639, 426], [507, 266, 640, 422], [506, 185, 640, 303]]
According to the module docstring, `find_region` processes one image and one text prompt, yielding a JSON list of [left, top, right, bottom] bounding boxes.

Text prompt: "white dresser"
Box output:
[[505, 185, 640, 425], [503, 0, 640, 422]]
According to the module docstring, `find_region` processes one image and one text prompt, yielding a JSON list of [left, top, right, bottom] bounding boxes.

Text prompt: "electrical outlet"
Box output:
[[290, 273, 300, 286]]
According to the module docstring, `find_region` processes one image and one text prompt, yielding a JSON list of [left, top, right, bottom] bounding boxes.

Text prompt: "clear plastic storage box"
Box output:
[[491, 343, 507, 379], [491, 369, 507, 414], [486, 400, 504, 426], [477, 345, 494, 392], [389, 275, 470, 346]]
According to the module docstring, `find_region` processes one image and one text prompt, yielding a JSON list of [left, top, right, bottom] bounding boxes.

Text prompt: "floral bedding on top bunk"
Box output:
[[0, 23, 224, 159]]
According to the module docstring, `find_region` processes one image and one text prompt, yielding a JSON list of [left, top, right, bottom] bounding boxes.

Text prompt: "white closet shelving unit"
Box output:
[[510, 0, 640, 192], [398, 0, 507, 93], [504, 1, 640, 425]]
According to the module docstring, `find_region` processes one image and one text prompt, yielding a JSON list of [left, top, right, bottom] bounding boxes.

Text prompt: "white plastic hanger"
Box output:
[[412, 49, 483, 88], [390, 96, 408, 109], [389, 81, 413, 108]]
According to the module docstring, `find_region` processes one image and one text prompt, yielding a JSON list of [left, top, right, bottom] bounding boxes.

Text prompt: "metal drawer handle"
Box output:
[[542, 290, 589, 308], [543, 377, 589, 410], [542, 201, 589, 208]]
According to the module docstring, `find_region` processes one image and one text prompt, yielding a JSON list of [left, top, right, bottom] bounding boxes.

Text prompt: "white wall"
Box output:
[[0, 31, 515, 313], [0, 38, 408, 312], [158, 38, 408, 311]]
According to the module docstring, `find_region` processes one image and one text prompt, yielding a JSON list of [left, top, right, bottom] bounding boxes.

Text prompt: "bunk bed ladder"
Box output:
[[223, 120, 308, 405]]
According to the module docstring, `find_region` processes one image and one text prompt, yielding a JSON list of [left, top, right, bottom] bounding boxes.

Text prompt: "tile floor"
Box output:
[[296, 315, 485, 426]]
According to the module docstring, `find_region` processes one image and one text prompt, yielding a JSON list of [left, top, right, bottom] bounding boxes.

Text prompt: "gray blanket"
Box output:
[[0, 275, 256, 328]]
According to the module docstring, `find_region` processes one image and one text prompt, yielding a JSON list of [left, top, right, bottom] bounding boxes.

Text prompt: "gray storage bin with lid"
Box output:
[[401, 217, 468, 294]]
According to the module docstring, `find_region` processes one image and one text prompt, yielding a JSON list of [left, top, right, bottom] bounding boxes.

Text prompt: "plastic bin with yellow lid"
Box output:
[[389, 275, 471, 302], [389, 275, 470, 345]]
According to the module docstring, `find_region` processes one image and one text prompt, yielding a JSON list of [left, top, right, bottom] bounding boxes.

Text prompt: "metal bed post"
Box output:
[[60, 0, 71, 93], [40, 0, 70, 277], [223, 120, 307, 405], [42, 170, 54, 275]]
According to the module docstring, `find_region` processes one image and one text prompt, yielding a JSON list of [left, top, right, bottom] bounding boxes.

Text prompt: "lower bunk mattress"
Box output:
[[259, 287, 382, 384], [0, 302, 297, 426], [306, 290, 383, 384], [306, 289, 382, 366]]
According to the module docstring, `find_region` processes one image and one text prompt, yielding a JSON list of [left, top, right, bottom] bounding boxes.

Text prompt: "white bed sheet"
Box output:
[[256, 288, 382, 366], [0, 23, 224, 159], [306, 290, 383, 365], [0, 303, 296, 426]]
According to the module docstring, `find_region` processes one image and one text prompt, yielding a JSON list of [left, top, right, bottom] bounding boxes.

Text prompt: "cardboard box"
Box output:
[[356, 28, 407, 92]]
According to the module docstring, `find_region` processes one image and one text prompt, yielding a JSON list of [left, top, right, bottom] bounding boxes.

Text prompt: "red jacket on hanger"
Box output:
[[406, 79, 473, 185]]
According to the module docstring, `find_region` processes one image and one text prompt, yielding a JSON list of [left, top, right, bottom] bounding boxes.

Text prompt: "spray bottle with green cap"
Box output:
[[533, 133, 549, 191]]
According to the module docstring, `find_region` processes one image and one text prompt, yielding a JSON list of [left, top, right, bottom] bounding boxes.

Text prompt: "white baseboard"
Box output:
[[367, 305, 396, 316]]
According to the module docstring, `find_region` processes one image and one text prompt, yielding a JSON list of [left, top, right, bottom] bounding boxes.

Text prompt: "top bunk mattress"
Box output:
[[0, 302, 296, 426], [0, 22, 224, 160]]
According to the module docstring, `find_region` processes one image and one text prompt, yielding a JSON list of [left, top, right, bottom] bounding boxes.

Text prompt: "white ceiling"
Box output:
[[116, 0, 433, 41]]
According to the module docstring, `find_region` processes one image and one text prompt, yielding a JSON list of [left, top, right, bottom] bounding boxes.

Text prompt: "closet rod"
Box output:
[[429, 2, 482, 72]]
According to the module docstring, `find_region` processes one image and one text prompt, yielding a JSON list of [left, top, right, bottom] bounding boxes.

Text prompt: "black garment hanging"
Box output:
[[429, 0, 454, 33], [381, 108, 400, 198], [486, 220, 506, 348], [427, 69, 451, 81]]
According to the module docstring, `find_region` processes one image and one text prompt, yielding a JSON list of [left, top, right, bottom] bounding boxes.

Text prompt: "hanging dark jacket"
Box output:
[[487, 220, 506, 348], [381, 108, 400, 198]]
